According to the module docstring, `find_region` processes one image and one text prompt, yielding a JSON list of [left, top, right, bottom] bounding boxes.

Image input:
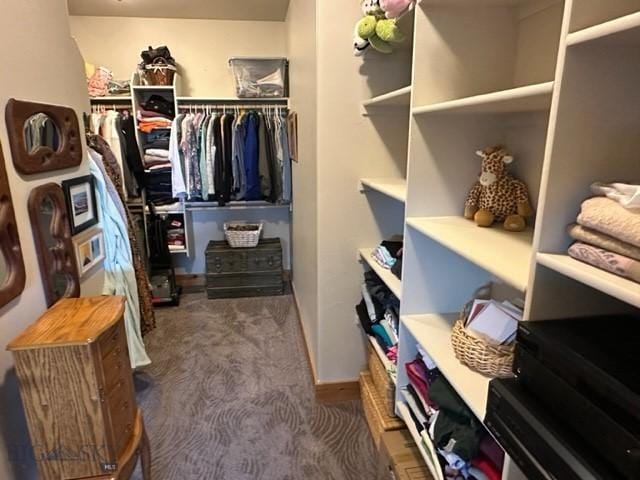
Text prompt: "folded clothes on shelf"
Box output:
[[577, 196, 640, 248], [402, 353, 503, 479], [568, 223, 640, 261], [568, 242, 640, 283]]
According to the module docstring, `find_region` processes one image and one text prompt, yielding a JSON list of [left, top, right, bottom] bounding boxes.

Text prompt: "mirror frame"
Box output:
[[0, 143, 26, 308], [5, 98, 82, 174], [28, 183, 80, 307]]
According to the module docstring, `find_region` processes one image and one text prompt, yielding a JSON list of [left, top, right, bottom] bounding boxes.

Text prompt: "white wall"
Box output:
[[0, 1, 103, 478], [315, 0, 410, 381], [68, 16, 287, 97], [286, 0, 319, 373]]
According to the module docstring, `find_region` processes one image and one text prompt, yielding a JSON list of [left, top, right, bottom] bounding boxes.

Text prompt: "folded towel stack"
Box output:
[[568, 182, 640, 283]]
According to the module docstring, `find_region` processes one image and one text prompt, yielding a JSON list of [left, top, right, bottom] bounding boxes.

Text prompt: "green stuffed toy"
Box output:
[[353, 0, 405, 55]]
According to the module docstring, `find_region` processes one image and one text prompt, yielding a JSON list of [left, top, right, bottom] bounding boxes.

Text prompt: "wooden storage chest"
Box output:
[[205, 238, 284, 299]]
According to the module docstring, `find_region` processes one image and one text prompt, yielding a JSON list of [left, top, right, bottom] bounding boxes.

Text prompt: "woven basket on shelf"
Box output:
[[360, 371, 404, 448], [224, 222, 263, 248], [368, 344, 395, 418], [143, 58, 177, 86], [450, 318, 515, 378]]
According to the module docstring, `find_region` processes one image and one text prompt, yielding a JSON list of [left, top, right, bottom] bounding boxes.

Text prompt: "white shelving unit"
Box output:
[[406, 217, 533, 292], [359, 248, 402, 300], [412, 82, 553, 115], [360, 178, 407, 203], [362, 1, 640, 478], [362, 86, 412, 110]]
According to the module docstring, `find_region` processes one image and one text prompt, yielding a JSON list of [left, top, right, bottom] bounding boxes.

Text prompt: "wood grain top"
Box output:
[[7, 296, 126, 350]]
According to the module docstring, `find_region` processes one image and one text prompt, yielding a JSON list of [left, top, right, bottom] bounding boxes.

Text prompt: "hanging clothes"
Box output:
[[165, 106, 293, 206], [88, 147, 151, 368], [88, 107, 140, 199], [88, 134, 157, 337]]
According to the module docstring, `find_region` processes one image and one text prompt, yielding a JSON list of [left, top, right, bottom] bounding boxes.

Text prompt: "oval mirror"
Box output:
[[23, 113, 60, 154], [0, 247, 7, 290], [28, 183, 80, 307], [0, 143, 26, 308]]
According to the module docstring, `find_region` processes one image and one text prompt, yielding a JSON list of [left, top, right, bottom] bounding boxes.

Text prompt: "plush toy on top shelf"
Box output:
[[380, 0, 415, 19], [464, 146, 534, 232], [353, 0, 409, 55]]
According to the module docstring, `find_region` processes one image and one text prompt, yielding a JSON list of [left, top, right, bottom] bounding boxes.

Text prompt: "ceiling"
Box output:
[[67, 0, 291, 22]]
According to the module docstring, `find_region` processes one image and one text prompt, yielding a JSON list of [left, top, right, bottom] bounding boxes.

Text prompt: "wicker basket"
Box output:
[[360, 371, 404, 448], [224, 223, 263, 248], [143, 58, 177, 86], [450, 318, 515, 378], [368, 344, 396, 417]]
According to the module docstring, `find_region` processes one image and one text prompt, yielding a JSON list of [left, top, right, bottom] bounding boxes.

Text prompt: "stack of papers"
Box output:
[[464, 299, 523, 345]]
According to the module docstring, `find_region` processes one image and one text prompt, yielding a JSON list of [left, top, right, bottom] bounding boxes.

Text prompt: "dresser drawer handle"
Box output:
[[125, 423, 133, 433], [267, 256, 275, 267], [112, 347, 121, 357], [121, 401, 129, 411]]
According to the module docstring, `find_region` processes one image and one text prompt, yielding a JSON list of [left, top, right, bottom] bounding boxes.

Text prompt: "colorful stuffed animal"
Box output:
[[380, 0, 415, 19], [353, 0, 406, 55], [464, 146, 534, 232]]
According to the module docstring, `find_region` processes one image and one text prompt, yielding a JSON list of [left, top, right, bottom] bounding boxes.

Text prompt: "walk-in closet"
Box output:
[[0, 1, 639, 479]]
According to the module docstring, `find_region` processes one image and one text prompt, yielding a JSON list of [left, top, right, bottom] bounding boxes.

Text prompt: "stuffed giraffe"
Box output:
[[464, 146, 534, 232]]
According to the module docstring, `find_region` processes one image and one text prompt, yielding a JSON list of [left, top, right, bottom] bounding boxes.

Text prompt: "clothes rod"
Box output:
[[177, 105, 288, 111]]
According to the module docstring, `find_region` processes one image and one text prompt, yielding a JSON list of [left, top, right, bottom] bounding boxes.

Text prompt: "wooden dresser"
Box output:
[[7, 296, 150, 479]]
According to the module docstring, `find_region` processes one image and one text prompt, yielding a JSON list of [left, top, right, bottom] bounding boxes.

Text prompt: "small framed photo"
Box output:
[[62, 175, 98, 235], [73, 228, 105, 277]]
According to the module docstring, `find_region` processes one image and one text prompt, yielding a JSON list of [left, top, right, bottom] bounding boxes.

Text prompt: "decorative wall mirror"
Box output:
[[28, 183, 80, 307], [0, 143, 26, 308], [5, 98, 82, 174]]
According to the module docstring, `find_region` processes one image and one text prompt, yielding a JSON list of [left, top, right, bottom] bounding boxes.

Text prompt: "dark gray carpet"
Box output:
[[132, 293, 378, 479]]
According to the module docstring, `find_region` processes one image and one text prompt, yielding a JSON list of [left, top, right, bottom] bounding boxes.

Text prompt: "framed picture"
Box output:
[[73, 228, 105, 277], [61, 175, 98, 235]]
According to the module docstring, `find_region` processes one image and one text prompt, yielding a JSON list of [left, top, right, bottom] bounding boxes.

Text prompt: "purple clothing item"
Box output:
[[406, 360, 436, 409]]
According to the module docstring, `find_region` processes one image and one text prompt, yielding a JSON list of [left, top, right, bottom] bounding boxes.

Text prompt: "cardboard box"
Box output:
[[378, 429, 434, 480]]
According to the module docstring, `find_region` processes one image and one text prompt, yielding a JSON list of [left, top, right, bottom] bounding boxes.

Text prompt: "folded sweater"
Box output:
[[568, 224, 640, 262], [568, 242, 640, 283], [577, 196, 640, 248]]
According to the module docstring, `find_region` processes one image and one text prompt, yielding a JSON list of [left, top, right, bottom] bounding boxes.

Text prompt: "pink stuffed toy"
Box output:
[[380, 0, 414, 19]]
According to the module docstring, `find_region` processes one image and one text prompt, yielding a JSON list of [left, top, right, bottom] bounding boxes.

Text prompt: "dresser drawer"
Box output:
[[104, 374, 136, 456], [206, 250, 249, 273], [206, 271, 283, 288], [246, 250, 282, 271], [99, 321, 127, 360]]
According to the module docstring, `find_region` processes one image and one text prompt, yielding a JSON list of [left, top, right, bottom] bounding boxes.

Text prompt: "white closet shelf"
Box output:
[[403, 313, 490, 420], [537, 253, 640, 309], [567, 11, 640, 47], [90, 96, 132, 101], [396, 401, 443, 480], [368, 335, 397, 385], [362, 86, 412, 109], [360, 178, 407, 202], [359, 248, 402, 299], [132, 85, 175, 91], [169, 249, 188, 255], [407, 216, 533, 292], [412, 82, 554, 115]]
